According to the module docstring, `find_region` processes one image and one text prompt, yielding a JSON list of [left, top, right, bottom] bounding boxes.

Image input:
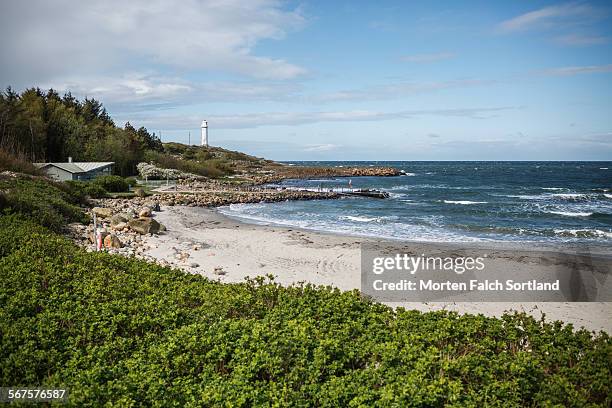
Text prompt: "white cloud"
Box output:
[[47, 74, 193, 104], [498, 2, 598, 33], [554, 33, 609, 45], [0, 0, 306, 85], [316, 78, 494, 102], [121, 106, 518, 130], [303, 144, 340, 152], [399, 52, 455, 63], [542, 64, 612, 76]]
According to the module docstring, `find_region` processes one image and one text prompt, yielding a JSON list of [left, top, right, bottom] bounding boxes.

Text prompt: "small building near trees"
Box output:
[[34, 159, 114, 182]]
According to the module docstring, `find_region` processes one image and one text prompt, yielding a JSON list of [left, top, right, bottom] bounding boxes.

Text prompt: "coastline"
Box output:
[[141, 205, 612, 333]]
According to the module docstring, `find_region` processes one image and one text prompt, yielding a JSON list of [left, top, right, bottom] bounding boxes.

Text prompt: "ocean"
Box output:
[[218, 161, 612, 244]]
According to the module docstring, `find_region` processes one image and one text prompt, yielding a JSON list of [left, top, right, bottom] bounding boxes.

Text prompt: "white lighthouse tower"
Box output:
[[200, 120, 208, 147]]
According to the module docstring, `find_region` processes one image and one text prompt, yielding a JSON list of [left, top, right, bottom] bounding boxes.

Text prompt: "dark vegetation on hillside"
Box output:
[[0, 87, 162, 176], [0, 87, 273, 179], [0, 169, 611, 406]]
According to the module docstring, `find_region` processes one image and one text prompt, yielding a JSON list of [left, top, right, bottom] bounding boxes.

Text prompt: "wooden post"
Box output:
[[92, 212, 98, 252]]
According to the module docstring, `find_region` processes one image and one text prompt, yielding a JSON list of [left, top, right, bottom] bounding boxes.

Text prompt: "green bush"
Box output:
[[64, 180, 108, 200], [0, 216, 610, 407], [124, 177, 138, 187], [0, 176, 88, 231], [91, 175, 129, 193]]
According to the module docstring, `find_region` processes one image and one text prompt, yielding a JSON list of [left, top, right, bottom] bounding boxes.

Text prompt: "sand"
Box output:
[[142, 205, 612, 333]]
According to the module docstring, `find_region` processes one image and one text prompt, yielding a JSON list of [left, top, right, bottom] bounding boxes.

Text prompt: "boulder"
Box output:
[[111, 222, 128, 231], [92, 207, 113, 218], [128, 218, 161, 235], [110, 213, 128, 226], [104, 234, 123, 249], [123, 209, 136, 219], [139, 207, 152, 218], [145, 201, 161, 212], [134, 188, 146, 197]]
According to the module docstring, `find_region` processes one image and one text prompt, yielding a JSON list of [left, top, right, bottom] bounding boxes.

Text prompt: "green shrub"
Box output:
[[0, 176, 88, 231], [0, 216, 610, 406], [64, 180, 108, 200], [124, 177, 138, 187], [91, 175, 129, 192]]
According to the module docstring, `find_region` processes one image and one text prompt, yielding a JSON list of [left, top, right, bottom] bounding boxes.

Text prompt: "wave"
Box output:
[[507, 193, 594, 201], [443, 200, 487, 205], [551, 193, 590, 200], [605, 194, 612, 199], [553, 229, 612, 239], [506, 194, 546, 200], [541, 187, 565, 191], [341, 215, 378, 222], [548, 211, 593, 217]]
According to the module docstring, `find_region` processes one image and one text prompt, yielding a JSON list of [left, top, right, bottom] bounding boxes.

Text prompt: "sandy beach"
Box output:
[[142, 205, 612, 333]]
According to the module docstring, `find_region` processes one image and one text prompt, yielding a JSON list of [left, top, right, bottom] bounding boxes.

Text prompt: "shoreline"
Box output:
[[138, 205, 612, 333], [218, 204, 612, 256]]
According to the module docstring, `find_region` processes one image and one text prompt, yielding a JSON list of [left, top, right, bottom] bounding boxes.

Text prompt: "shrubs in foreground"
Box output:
[[0, 176, 88, 231], [0, 215, 610, 406]]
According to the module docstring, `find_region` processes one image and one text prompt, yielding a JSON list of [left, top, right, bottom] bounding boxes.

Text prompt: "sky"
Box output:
[[1, 0, 611, 160]]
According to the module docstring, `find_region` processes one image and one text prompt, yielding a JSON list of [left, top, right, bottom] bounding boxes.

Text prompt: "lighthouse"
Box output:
[[200, 120, 208, 146]]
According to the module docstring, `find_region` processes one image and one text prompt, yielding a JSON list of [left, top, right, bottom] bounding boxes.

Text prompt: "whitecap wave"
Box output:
[[443, 200, 487, 205], [548, 211, 593, 217], [551, 193, 589, 200], [341, 215, 378, 222]]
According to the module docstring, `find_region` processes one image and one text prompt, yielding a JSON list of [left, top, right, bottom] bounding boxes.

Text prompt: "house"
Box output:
[[34, 159, 114, 182]]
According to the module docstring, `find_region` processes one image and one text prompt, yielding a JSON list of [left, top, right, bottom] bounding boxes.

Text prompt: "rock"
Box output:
[[128, 218, 161, 235], [139, 207, 152, 218], [92, 207, 113, 218], [189, 262, 199, 268], [176, 251, 190, 261], [134, 188, 146, 197], [111, 222, 128, 231], [122, 209, 136, 219], [104, 234, 123, 249], [158, 223, 167, 232], [213, 267, 226, 275], [110, 213, 128, 226], [145, 201, 161, 212]]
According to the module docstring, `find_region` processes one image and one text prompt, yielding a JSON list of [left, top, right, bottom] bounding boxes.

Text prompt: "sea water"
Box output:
[[218, 162, 612, 244]]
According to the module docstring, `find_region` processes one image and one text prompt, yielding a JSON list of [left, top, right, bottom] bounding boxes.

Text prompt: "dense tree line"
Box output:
[[0, 87, 162, 176]]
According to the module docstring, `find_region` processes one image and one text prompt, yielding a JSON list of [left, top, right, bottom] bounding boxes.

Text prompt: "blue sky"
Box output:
[[1, 0, 611, 160]]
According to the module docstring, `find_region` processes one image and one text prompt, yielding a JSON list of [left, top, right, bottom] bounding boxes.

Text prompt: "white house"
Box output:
[[34, 160, 114, 182]]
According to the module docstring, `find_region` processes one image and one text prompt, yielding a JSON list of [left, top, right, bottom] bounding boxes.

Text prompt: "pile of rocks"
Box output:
[[136, 162, 206, 181], [67, 201, 167, 261]]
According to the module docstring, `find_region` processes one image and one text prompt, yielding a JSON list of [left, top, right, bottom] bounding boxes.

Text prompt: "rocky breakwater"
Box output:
[[154, 189, 339, 207], [250, 166, 402, 184]]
